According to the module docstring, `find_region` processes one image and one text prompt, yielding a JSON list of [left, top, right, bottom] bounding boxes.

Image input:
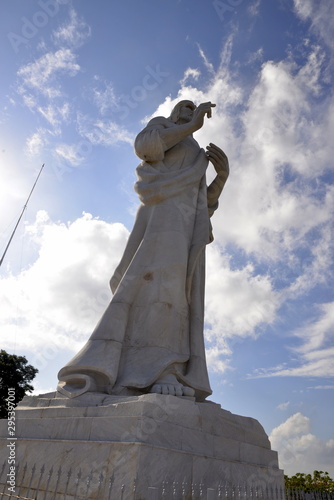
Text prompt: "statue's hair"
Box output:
[[169, 100, 196, 123]]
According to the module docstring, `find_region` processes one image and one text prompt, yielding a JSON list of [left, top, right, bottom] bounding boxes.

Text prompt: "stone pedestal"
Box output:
[[0, 392, 284, 499]]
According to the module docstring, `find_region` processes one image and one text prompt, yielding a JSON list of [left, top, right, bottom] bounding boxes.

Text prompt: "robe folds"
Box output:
[[57, 116, 217, 401]]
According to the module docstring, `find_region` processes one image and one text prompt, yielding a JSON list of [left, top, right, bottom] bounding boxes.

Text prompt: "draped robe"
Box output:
[[57, 116, 217, 401]]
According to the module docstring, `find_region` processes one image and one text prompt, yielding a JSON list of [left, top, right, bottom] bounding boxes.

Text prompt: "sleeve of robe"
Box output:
[[134, 117, 170, 163]]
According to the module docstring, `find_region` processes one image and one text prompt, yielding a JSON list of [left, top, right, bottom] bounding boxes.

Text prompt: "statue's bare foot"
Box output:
[[150, 373, 195, 397]]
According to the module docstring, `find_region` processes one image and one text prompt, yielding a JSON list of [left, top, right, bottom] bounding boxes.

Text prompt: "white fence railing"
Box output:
[[286, 489, 334, 500], [0, 459, 286, 499], [3, 461, 331, 499]]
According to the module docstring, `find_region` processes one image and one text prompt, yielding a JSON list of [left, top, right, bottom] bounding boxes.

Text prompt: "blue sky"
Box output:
[[0, 0, 333, 477]]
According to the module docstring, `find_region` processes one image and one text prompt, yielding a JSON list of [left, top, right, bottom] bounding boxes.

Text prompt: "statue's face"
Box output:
[[178, 101, 196, 123]]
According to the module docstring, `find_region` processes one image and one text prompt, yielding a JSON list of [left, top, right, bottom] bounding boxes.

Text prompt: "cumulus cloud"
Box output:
[[270, 413, 334, 476], [205, 243, 279, 342], [0, 210, 280, 378], [149, 41, 333, 261], [293, 0, 334, 50], [0, 211, 129, 360], [205, 345, 232, 374], [271, 412, 311, 439]]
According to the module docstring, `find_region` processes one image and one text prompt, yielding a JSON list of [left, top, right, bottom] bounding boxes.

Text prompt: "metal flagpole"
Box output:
[[0, 163, 45, 268]]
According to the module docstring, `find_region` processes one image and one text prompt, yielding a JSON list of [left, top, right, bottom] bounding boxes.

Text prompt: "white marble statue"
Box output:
[[57, 100, 229, 401]]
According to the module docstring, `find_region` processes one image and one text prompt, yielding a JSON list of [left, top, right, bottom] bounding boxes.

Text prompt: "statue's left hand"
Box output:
[[206, 143, 229, 182]]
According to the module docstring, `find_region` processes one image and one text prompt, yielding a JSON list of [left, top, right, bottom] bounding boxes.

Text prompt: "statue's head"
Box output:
[[169, 100, 196, 124]]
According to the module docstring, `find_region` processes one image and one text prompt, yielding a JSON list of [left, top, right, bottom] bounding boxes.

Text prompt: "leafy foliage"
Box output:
[[285, 471, 334, 493], [0, 350, 38, 418]]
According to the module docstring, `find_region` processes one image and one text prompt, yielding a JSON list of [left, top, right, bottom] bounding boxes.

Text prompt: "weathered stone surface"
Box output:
[[0, 393, 284, 499], [57, 101, 230, 402]]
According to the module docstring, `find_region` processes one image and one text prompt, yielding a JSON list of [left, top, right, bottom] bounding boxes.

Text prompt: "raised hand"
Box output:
[[206, 143, 229, 207], [206, 143, 229, 182], [191, 102, 216, 131]]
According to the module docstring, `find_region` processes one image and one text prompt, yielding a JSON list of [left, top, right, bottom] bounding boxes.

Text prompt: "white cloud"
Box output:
[[293, 302, 334, 354], [197, 44, 215, 74], [92, 81, 119, 115], [250, 303, 334, 378], [205, 345, 232, 374], [287, 225, 334, 298], [253, 349, 334, 378], [54, 143, 85, 166], [180, 68, 201, 86], [293, 0, 313, 19], [15, 9, 90, 164], [294, 0, 334, 50], [248, 0, 261, 17], [308, 385, 334, 390], [0, 211, 129, 360], [77, 113, 134, 146], [37, 102, 70, 129], [52, 8, 91, 48], [277, 402, 290, 411], [242, 50, 329, 179], [26, 130, 48, 156], [205, 244, 279, 344], [246, 47, 264, 65], [18, 48, 80, 98], [270, 413, 334, 476], [22, 93, 37, 111], [271, 412, 310, 439]]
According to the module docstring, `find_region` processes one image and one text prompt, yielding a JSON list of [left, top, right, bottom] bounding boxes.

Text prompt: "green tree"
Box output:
[[0, 350, 38, 418], [285, 470, 334, 493]]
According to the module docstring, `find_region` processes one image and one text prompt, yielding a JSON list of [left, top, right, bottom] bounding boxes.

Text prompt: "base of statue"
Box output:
[[0, 392, 284, 499]]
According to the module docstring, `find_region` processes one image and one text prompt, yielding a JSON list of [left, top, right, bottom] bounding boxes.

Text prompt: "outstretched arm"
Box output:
[[206, 143, 229, 208], [135, 101, 217, 163]]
